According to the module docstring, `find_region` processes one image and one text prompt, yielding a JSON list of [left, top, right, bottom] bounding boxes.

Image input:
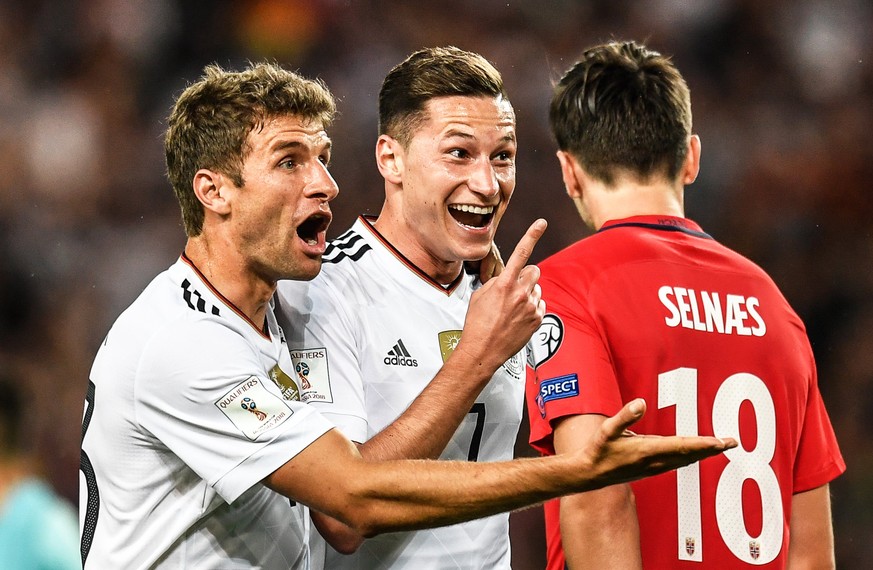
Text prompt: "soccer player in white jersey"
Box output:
[[272, 46, 542, 568], [79, 61, 734, 570]]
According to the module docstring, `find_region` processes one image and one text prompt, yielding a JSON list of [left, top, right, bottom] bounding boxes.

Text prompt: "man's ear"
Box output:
[[376, 135, 404, 185], [193, 169, 232, 215], [556, 150, 583, 199], [681, 135, 701, 185]]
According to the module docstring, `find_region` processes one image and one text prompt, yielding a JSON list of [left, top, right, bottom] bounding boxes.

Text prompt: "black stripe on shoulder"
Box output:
[[180, 278, 221, 316], [323, 231, 372, 264]]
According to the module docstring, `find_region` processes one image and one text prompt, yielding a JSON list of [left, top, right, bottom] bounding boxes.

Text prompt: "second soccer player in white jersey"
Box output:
[[276, 47, 525, 568]]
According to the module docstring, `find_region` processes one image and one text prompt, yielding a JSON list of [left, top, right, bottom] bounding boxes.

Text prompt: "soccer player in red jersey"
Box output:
[[526, 40, 846, 569]]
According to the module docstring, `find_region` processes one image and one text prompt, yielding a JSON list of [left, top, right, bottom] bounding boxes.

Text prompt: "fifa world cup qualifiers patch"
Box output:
[[215, 377, 294, 440], [535, 373, 579, 418], [289, 348, 333, 403], [528, 314, 564, 369]]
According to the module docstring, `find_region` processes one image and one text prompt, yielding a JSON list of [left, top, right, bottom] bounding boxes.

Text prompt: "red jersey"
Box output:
[[526, 215, 845, 569]]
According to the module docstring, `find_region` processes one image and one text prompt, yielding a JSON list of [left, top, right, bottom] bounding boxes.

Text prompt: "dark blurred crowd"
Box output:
[[0, 0, 870, 567]]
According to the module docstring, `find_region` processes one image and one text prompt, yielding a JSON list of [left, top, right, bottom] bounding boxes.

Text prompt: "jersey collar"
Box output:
[[179, 253, 272, 340], [598, 215, 713, 239], [357, 215, 466, 295]]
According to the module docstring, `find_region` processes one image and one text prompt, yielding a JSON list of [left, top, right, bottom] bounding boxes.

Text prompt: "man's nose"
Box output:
[[468, 159, 499, 197]]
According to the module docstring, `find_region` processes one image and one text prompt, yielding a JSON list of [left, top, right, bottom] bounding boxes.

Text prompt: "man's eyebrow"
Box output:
[[270, 139, 333, 153], [271, 140, 304, 153], [442, 129, 516, 144], [442, 129, 475, 141]]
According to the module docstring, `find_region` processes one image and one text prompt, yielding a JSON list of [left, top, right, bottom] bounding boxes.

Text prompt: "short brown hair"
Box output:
[[549, 41, 692, 186], [379, 46, 509, 147], [165, 62, 336, 236]]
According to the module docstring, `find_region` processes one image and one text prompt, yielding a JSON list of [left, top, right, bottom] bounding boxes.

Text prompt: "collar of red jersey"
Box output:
[[599, 215, 708, 236]]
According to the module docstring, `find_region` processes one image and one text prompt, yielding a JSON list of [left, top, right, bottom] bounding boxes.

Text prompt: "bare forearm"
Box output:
[[276, 431, 579, 538], [553, 413, 642, 568], [339, 453, 580, 536], [561, 485, 641, 570], [787, 485, 835, 569]]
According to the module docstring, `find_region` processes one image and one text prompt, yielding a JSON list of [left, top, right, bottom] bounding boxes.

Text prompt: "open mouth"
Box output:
[[297, 212, 331, 245], [448, 204, 495, 229]]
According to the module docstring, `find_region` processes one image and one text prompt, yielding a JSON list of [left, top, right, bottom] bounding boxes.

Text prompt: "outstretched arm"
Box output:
[[312, 219, 547, 552], [787, 484, 835, 570], [268, 399, 734, 539]]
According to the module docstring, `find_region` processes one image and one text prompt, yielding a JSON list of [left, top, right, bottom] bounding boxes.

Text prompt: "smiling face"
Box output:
[[232, 114, 338, 283], [376, 95, 517, 282]]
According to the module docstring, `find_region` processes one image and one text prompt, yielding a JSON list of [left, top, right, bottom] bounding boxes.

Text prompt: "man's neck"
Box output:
[[591, 182, 685, 231], [184, 238, 274, 326], [370, 215, 464, 284]]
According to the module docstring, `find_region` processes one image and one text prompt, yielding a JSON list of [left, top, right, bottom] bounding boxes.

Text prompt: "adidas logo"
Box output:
[[383, 339, 419, 367]]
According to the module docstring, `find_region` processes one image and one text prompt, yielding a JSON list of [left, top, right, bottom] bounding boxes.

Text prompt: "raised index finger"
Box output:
[[503, 218, 548, 278]]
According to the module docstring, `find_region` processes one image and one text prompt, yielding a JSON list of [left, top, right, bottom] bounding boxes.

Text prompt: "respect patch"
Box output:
[[535, 373, 580, 418]]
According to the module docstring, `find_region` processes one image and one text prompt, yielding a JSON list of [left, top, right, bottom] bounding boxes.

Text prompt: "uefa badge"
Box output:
[[530, 314, 564, 369], [438, 330, 463, 363], [749, 540, 760, 561], [685, 537, 695, 557]]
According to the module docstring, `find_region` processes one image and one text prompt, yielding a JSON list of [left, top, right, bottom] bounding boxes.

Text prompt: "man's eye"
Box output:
[[449, 149, 469, 159], [279, 158, 297, 169], [319, 155, 331, 166], [494, 151, 514, 162]]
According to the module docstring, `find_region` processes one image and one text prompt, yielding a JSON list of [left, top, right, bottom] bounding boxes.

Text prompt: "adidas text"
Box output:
[[384, 355, 419, 367]]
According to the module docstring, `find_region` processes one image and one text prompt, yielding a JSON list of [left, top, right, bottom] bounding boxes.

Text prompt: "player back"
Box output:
[[528, 216, 845, 568]]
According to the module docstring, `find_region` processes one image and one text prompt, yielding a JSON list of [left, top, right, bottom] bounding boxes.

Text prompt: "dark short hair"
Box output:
[[550, 40, 692, 186], [165, 62, 337, 236], [379, 46, 509, 147]]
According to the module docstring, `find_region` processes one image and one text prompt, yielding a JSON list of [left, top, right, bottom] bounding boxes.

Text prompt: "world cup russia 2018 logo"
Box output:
[[295, 362, 312, 390], [241, 397, 266, 421]]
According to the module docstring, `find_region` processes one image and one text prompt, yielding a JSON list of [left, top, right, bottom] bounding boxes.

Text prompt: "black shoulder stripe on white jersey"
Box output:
[[180, 278, 221, 316], [332, 228, 358, 244], [323, 232, 372, 264]]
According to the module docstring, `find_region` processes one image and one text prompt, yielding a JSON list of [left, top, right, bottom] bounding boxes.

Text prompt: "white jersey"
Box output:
[[275, 216, 525, 570], [80, 256, 334, 570]]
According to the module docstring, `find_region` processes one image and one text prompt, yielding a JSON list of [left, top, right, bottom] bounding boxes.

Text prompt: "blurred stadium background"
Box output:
[[0, 0, 870, 567]]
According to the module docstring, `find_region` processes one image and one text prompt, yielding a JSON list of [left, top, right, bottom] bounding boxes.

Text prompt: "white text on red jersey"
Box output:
[[658, 285, 766, 336]]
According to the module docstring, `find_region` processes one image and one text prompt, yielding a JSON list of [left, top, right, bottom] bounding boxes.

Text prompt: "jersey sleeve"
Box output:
[[276, 278, 369, 443], [792, 343, 846, 492], [526, 274, 624, 454], [136, 316, 334, 503]]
